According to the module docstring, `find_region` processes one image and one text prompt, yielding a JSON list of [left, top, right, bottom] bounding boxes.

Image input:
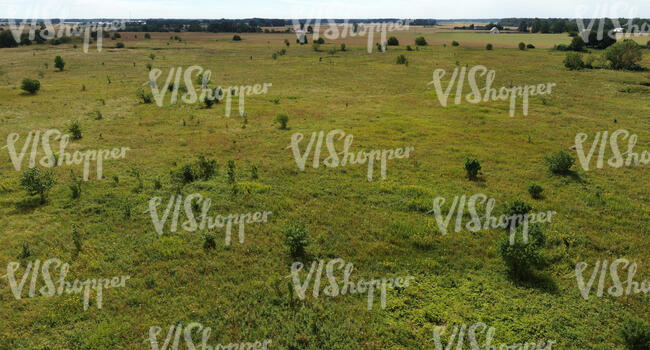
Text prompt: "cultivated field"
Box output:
[[0, 28, 649, 349]]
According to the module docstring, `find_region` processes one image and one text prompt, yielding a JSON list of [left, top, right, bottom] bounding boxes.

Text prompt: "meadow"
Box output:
[[0, 26, 649, 349]]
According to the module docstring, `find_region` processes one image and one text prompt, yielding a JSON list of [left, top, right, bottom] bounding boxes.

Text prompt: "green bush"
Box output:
[[232, 35, 242, 41], [115, 42, 125, 48], [545, 150, 575, 174], [604, 39, 644, 70], [406, 45, 414, 51], [486, 43, 493, 50], [564, 52, 585, 70], [526, 44, 535, 49], [519, 42, 526, 50], [137, 88, 153, 103], [145, 33, 151, 39], [451, 40, 460, 47], [395, 54, 408, 65], [554, 44, 569, 51], [568, 36, 586, 51], [387, 36, 399, 46], [67, 120, 82, 140], [340, 43, 346, 51], [498, 224, 546, 279], [647, 40, 650, 49], [283, 222, 309, 258], [314, 37, 325, 44], [20, 168, 56, 203], [203, 233, 217, 251], [21, 78, 40, 94], [415, 36, 427, 46], [528, 184, 544, 199], [504, 199, 532, 230], [226, 160, 236, 185], [620, 318, 650, 350], [275, 113, 289, 130], [171, 163, 196, 186], [146, 63, 152, 71], [69, 170, 82, 199], [54, 55, 65, 71], [464, 158, 481, 180], [197, 155, 217, 180]]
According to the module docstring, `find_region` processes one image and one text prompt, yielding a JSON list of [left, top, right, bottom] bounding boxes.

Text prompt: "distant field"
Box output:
[[0, 28, 649, 349]]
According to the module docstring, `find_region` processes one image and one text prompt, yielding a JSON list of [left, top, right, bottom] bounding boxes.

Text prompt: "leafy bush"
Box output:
[[604, 39, 644, 70], [519, 42, 526, 50], [149, 53, 156, 60], [387, 36, 399, 46], [21, 78, 40, 94], [283, 222, 309, 258], [464, 158, 481, 180], [620, 318, 650, 350], [69, 170, 82, 199], [545, 150, 575, 174], [568, 36, 586, 51], [146, 63, 152, 71], [67, 120, 82, 140], [171, 163, 196, 186], [406, 45, 414, 51], [202, 94, 215, 108], [314, 37, 325, 44], [226, 160, 236, 185], [54, 56, 65, 71], [526, 44, 535, 49], [137, 88, 153, 103], [328, 48, 337, 55], [340, 43, 346, 51], [20, 168, 56, 203], [145, 33, 151, 39], [396, 54, 408, 65], [528, 184, 544, 199], [312, 43, 321, 51], [203, 233, 217, 251], [584, 30, 616, 50], [275, 113, 289, 130], [451, 40, 460, 47], [554, 44, 569, 51], [486, 43, 493, 50], [232, 35, 242, 41], [564, 52, 585, 70], [498, 224, 546, 279], [72, 225, 83, 253], [115, 42, 125, 48], [197, 155, 217, 180], [415, 36, 427, 46]]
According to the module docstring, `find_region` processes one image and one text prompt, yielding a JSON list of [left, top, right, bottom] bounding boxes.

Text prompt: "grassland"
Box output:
[[0, 28, 649, 349]]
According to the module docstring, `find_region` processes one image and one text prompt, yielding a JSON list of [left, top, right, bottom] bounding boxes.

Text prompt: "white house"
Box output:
[[490, 27, 500, 34]]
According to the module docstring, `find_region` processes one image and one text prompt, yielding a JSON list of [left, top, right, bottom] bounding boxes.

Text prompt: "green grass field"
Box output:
[[0, 30, 649, 349]]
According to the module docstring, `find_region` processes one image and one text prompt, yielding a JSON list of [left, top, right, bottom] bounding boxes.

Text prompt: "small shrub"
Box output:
[[283, 222, 309, 258], [232, 35, 242, 41], [153, 178, 162, 190], [19, 168, 56, 203], [564, 52, 585, 70], [19, 242, 31, 259], [69, 170, 82, 199], [72, 225, 83, 254], [172, 163, 196, 186], [340, 43, 346, 51], [284, 39, 290, 47], [498, 224, 546, 280], [568, 36, 586, 52], [554, 44, 569, 51], [203, 233, 217, 250], [122, 200, 132, 219], [146, 63, 152, 71], [620, 318, 650, 350], [545, 150, 575, 174], [328, 47, 337, 55], [526, 44, 535, 49], [387, 36, 399, 46], [67, 120, 82, 140], [137, 88, 153, 103], [486, 43, 493, 50], [226, 160, 236, 185], [464, 158, 481, 180], [528, 184, 544, 199], [93, 110, 102, 120], [451, 40, 460, 47], [21, 78, 40, 94], [145, 33, 151, 39], [605, 39, 644, 70], [54, 55, 65, 71], [518, 42, 526, 50], [115, 42, 125, 48], [312, 43, 321, 51], [149, 53, 156, 60], [251, 165, 259, 180], [202, 94, 214, 108], [314, 37, 325, 44], [197, 155, 217, 180], [275, 113, 289, 130], [395, 54, 408, 65], [415, 36, 427, 46], [406, 45, 414, 51]]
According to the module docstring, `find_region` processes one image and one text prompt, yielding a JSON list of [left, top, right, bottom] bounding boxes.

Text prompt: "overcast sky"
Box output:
[[2, 0, 649, 19]]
